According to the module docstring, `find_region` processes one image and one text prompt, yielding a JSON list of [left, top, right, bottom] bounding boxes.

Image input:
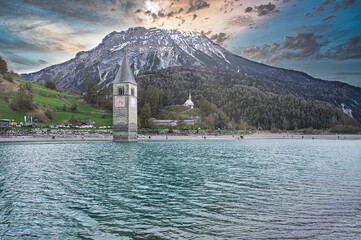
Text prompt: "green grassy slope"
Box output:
[[0, 75, 112, 126], [160, 105, 202, 120]]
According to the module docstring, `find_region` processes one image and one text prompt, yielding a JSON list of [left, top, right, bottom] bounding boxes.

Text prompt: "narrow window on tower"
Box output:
[[131, 88, 135, 96], [119, 87, 124, 95]]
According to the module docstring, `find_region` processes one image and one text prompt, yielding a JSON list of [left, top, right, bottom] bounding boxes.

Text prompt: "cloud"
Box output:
[[333, 71, 361, 76], [200, 30, 212, 36], [158, 11, 165, 18], [326, 34, 361, 60], [175, 15, 186, 26], [144, 10, 158, 20], [311, 0, 334, 13], [227, 15, 254, 27], [1, 51, 43, 68], [167, 11, 175, 17], [323, 15, 336, 21], [22, 21, 53, 31], [187, 0, 210, 13], [0, 0, 143, 26], [254, 3, 280, 16], [308, 0, 358, 16], [0, 20, 87, 55], [38, 59, 48, 64], [268, 33, 328, 62], [164, 6, 185, 18], [210, 32, 229, 44], [241, 43, 280, 59], [342, 0, 356, 5], [331, 2, 342, 12], [245, 6, 253, 13], [29, 27, 87, 52], [293, 23, 332, 33], [245, 3, 280, 16], [241, 32, 329, 63], [282, 33, 327, 53], [0, 33, 46, 53], [241, 32, 361, 63]]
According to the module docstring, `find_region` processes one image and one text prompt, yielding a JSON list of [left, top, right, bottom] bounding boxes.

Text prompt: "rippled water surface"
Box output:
[[1, 140, 361, 239]]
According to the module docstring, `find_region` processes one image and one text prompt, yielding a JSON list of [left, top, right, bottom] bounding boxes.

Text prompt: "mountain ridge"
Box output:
[[21, 27, 361, 123]]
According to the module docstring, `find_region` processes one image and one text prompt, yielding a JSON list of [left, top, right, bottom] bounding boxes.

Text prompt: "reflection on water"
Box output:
[[1, 140, 361, 239]]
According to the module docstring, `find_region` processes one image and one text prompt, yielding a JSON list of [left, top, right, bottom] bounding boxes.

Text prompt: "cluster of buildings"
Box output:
[[0, 119, 13, 134], [152, 93, 198, 127], [0, 116, 35, 128], [0, 119, 17, 127]]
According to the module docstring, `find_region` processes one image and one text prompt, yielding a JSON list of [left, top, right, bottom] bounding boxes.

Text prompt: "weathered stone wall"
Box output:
[[113, 82, 137, 142]]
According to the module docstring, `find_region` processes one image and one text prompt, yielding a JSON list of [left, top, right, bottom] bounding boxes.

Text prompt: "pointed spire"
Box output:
[[188, 93, 191, 100], [113, 56, 137, 85]]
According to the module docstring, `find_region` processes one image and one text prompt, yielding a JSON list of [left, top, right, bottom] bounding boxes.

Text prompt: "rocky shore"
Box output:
[[0, 128, 113, 141], [0, 128, 360, 142]]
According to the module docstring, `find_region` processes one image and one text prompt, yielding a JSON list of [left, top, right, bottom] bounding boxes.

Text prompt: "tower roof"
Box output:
[[113, 56, 137, 85]]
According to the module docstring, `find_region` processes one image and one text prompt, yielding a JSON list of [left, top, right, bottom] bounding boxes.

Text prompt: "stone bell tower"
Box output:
[[113, 56, 137, 142]]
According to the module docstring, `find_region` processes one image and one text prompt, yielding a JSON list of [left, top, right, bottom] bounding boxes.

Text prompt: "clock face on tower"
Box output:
[[115, 96, 125, 108], [130, 96, 136, 107]]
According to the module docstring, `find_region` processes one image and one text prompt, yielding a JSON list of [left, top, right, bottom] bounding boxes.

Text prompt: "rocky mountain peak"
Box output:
[[21, 27, 234, 90]]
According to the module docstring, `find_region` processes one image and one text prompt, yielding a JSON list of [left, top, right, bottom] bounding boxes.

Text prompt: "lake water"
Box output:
[[1, 140, 361, 239]]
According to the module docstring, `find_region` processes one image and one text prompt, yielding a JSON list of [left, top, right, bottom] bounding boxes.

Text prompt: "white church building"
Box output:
[[184, 93, 194, 108]]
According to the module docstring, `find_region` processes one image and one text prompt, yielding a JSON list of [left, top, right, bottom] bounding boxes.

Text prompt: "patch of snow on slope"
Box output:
[[341, 103, 353, 117], [110, 42, 129, 52], [216, 49, 231, 64]]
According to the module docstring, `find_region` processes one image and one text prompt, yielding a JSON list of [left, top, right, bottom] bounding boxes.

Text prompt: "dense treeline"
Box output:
[[82, 66, 359, 130], [0, 56, 8, 74], [224, 95, 352, 130], [0, 56, 14, 83], [137, 86, 173, 128], [136, 66, 359, 130], [10, 82, 34, 111], [84, 79, 112, 110], [0, 56, 34, 112], [199, 98, 229, 129], [44, 80, 57, 90], [138, 86, 173, 118]]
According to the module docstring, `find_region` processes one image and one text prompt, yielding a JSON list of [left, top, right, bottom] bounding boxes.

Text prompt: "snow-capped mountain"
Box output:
[[21, 27, 361, 123], [22, 27, 240, 90]]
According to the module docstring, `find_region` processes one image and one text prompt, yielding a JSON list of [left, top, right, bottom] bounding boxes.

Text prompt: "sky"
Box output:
[[0, 0, 360, 87]]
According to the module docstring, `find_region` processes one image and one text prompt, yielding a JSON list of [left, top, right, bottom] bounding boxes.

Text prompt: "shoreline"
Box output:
[[1, 132, 360, 142]]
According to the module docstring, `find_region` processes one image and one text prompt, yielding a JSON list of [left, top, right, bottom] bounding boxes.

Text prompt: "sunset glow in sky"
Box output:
[[0, 0, 360, 86]]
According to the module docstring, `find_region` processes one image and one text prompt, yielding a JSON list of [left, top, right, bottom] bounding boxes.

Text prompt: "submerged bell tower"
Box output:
[[113, 56, 137, 142]]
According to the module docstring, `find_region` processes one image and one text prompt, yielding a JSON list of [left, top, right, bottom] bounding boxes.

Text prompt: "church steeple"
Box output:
[[113, 56, 137, 85], [184, 93, 194, 109], [113, 55, 138, 142]]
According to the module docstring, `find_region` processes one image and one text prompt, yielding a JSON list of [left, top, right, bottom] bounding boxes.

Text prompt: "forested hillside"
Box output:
[[136, 67, 359, 130]]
